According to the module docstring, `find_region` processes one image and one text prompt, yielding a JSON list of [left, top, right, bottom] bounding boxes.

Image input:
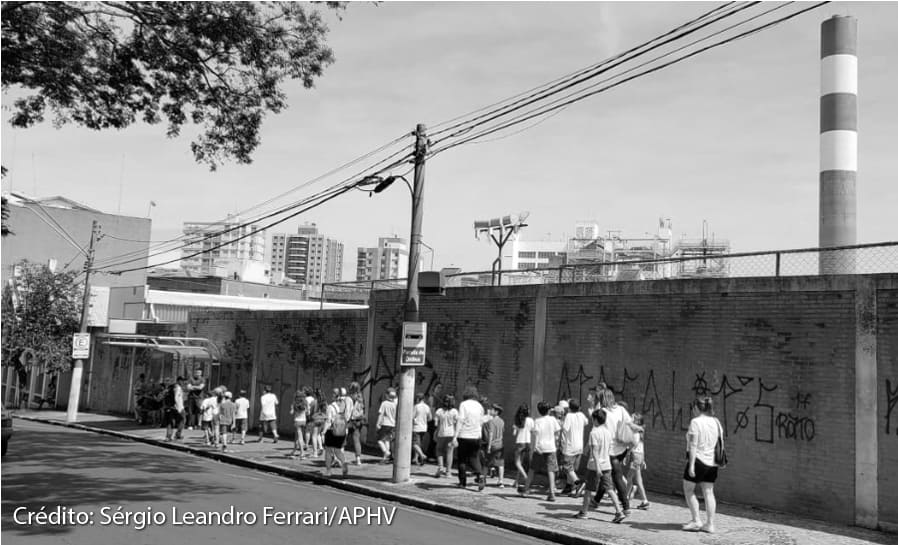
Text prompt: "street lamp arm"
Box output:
[[359, 174, 413, 196]]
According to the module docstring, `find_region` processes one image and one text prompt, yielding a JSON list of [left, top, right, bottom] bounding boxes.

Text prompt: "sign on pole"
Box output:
[[400, 321, 426, 366], [72, 333, 91, 360]]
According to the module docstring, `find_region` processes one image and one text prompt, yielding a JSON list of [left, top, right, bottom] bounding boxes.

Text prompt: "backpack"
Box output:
[[350, 394, 366, 421], [331, 400, 348, 436], [615, 408, 637, 447]]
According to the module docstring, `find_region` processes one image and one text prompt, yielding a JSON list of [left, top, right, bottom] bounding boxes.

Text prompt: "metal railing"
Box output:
[[316, 242, 898, 302], [444, 241, 898, 287]]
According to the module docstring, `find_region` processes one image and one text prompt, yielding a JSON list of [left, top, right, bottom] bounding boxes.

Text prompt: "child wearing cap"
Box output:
[[219, 391, 236, 452], [485, 404, 506, 487]]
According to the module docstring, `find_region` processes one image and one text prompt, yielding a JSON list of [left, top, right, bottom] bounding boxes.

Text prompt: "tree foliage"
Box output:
[[1, 2, 346, 170], [1, 261, 82, 375]]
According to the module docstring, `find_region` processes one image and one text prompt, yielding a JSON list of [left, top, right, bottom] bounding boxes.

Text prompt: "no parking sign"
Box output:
[[72, 333, 91, 360]]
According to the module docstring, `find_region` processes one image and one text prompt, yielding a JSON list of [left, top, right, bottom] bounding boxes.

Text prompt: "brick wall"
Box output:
[[163, 274, 897, 527], [543, 288, 854, 522], [366, 290, 535, 433], [188, 309, 368, 432]]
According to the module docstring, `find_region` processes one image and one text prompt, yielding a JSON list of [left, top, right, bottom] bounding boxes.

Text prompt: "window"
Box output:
[[518, 251, 536, 259], [538, 251, 559, 259]]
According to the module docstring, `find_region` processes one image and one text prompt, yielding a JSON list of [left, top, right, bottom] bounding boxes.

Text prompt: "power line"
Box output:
[[431, 3, 790, 152], [428, 2, 754, 140], [91, 140, 415, 269], [95, 151, 415, 274], [18, 201, 89, 257], [428, 2, 827, 156], [91, 134, 414, 267]]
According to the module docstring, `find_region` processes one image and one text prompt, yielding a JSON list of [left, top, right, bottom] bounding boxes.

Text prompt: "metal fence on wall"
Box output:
[[317, 242, 898, 302], [443, 241, 898, 288]]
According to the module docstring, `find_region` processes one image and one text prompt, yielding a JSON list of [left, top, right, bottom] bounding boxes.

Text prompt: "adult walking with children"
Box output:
[[682, 396, 723, 534]]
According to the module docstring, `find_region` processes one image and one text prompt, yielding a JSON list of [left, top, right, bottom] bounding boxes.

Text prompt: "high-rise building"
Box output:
[[181, 218, 265, 278], [356, 236, 408, 281], [269, 222, 343, 286]]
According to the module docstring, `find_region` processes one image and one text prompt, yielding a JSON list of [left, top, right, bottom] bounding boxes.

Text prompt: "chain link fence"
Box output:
[[442, 241, 898, 287], [318, 279, 408, 306]]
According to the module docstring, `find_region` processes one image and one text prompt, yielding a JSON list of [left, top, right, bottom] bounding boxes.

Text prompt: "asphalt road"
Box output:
[[2, 420, 554, 545]]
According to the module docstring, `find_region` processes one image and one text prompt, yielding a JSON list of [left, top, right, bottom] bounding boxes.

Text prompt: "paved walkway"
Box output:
[[11, 410, 894, 545]]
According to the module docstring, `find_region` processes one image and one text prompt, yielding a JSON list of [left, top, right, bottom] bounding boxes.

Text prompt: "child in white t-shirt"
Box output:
[[512, 404, 535, 491]]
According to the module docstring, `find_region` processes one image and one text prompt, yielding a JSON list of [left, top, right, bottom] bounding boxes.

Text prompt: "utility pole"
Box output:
[[393, 124, 427, 483], [66, 220, 99, 423]]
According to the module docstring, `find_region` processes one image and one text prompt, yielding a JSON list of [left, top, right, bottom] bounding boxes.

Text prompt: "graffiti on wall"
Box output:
[[887, 379, 898, 435], [555, 361, 818, 443]]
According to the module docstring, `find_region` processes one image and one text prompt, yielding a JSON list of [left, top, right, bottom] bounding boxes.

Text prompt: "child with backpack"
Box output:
[[323, 387, 350, 477], [346, 382, 366, 465]]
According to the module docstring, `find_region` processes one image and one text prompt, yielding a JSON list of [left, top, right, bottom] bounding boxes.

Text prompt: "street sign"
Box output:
[[400, 321, 427, 366], [72, 333, 91, 360]]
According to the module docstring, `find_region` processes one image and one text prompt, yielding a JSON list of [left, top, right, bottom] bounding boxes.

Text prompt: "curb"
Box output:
[[15, 415, 613, 545]]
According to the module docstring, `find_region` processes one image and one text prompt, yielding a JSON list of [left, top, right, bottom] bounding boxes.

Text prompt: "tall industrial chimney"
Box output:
[[819, 15, 857, 274]]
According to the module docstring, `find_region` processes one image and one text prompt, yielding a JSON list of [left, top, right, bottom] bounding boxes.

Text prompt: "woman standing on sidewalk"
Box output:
[[683, 396, 721, 534], [453, 385, 486, 490]]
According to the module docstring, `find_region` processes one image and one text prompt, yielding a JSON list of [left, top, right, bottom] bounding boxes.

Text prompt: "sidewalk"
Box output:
[[12, 410, 894, 545]]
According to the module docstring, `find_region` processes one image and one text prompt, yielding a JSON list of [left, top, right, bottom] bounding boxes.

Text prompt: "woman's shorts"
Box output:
[[436, 436, 454, 454], [488, 447, 505, 467], [629, 451, 646, 470], [530, 451, 559, 474], [324, 430, 345, 448], [377, 425, 394, 442], [683, 458, 718, 483], [294, 417, 307, 428]]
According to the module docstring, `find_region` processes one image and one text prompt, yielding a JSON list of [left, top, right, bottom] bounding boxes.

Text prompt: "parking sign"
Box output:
[[72, 333, 91, 359]]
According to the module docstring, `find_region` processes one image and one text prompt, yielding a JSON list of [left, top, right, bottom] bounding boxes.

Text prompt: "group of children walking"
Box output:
[[512, 388, 650, 524], [393, 383, 650, 526]]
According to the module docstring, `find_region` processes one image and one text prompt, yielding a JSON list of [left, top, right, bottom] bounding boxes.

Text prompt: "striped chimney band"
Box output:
[[819, 15, 857, 274]]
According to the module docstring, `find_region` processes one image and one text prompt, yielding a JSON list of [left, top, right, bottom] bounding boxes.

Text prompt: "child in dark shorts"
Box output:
[[485, 404, 505, 487]]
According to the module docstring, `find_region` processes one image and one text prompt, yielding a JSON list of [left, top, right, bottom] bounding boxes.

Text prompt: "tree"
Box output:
[[1, 261, 82, 378], [1, 2, 346, 170]]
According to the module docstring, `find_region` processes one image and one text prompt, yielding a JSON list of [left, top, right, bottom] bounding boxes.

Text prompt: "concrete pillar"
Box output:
[[854, 277, 877, 528], [530, 289, 548, 410], [819, 15, 857, 274]]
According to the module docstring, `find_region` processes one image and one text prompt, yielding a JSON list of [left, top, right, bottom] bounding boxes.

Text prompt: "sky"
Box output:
[[2, 1, 896, 281]]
